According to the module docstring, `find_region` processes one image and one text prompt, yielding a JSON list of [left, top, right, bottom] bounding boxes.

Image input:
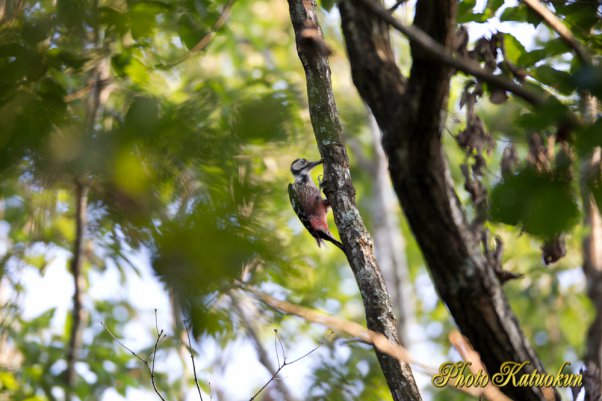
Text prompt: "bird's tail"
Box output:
[[317, 231, 344, 252]]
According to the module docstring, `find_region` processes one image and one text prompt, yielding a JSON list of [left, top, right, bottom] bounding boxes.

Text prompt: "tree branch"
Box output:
[[249, 330, 323, 401], [339, 1, 558, 400], [230, 292, 298, 401], [353, 0, 544, 106], [522, 0, 591, 65], [245, 285, 512, 401], [184, 319, 204, 401], [65, 181, 88, 398], [101, 313, 168, 401], [287, 1, 421, 400]]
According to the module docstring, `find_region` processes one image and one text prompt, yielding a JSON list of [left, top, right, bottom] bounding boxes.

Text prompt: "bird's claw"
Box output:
[[318, 175, 330, 189]]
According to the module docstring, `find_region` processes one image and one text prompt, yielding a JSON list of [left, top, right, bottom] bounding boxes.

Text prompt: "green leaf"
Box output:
[[458, 0, 484, 23], [576, 119, 602, 158], [555, 2, 599, 40], [500, 5, 527, 22], [320, 0, 335, 11], [503, 33, 526, 65], [532, 65, 575, 95], [0, 43, 46, 84], [99, 6, 129, 36], [458, 12, 488, 23], [46, 48, 88, 69], [517, 38, 569, 67], [22, 17, 52, 45], [573, 65, 602, 99], [57, 0, 91, 33], [128, 1, 169, 40], [500, 4, 540, 26], [124, 96, 160, 138], [490, 168, 580, 237], [27, 308, 56, 332], [121, 55, 150, 86], [232, 93, 292, 143], [486, 0, 504, 13], [178, 13, 207, 50], [516, 97, 571, 131]]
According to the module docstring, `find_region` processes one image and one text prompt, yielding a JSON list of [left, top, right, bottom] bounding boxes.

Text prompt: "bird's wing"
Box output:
[[288, 183, 320, 241]]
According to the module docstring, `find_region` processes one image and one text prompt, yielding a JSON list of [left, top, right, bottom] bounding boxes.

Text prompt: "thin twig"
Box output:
[[101, 311, 167, 401], [274, 330, 286, 362], [185, 320, 205, 401], [274, 329, 280, 367], [249, 331, 329, 401], [151, 309, 167, 401], [100, 321, 147, 364], [150, 330, 166, 401], [522, 0, 591, 65], [354, 0, 545, 106], [231, 292, 298, 401]]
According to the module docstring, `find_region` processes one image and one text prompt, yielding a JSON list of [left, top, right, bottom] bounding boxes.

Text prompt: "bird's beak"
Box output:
[[309, 159, 323, 169]]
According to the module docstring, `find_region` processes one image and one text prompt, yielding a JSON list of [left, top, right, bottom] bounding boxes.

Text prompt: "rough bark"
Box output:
[[287, 1, 421, 400], [339, 1, 557, 400]]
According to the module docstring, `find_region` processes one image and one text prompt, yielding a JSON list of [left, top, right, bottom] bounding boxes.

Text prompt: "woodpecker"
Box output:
[[288, 158, 344, 251]]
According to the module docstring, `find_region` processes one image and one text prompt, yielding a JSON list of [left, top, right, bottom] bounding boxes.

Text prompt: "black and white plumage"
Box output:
[[288, 158, 344, 251]]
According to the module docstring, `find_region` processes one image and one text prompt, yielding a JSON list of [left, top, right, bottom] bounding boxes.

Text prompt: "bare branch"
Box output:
[[353, 0, 544, 106], [245, 285, 513, 401], [184, 321, 204, 401], [249, 330, 326, 401], [449, 331, 519, 401], [522, 0, 591, 65], [150, 309, 167, 401], [100, 321, 147, 364], [231, 293, 298, 401], [101, 313, 168, 401]]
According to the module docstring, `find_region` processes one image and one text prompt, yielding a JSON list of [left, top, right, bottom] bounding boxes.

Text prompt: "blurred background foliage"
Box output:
[[0, 0, 600, 400]]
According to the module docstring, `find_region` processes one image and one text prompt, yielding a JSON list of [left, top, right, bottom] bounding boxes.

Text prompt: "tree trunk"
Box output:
[[339, 1, 557, 400], [287, 1, 422, 400]]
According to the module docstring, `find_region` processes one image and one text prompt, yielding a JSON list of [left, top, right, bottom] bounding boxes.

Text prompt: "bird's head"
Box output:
[[290, 158, 323, 178]]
